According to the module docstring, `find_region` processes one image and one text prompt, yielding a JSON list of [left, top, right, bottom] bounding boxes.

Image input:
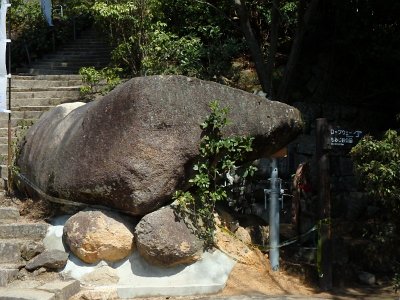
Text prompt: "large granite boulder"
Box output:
[[17, 75, 303, 215], [134, 206, 203, 267], [63, 210, 135, 264]]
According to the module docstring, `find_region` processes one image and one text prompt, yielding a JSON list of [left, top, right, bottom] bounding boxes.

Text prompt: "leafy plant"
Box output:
[[79, 66, 122, 100], [351, 128, 400, 282], [141, 22, 203, 76], [173, 101, 256, 247], [351, 129, 400, 217]]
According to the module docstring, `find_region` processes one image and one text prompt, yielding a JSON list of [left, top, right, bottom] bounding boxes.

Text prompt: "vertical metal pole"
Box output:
[[316, 118, 332, 290], [269, 158, 279, 271], [7, 0, 12, 192]]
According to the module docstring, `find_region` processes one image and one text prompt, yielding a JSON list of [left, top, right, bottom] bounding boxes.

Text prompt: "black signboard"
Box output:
[[330, 128, 363, 147]]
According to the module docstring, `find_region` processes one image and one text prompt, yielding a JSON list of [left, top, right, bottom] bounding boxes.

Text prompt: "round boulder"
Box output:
[[63, 210, 135, 264], [135, 206, 203, 267]]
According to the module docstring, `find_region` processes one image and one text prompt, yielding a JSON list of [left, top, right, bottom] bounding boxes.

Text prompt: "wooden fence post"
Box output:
[[316, 118, 332, 290]]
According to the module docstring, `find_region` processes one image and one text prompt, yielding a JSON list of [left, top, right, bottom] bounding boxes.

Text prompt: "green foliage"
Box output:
[[173, 101, 256, 247], [142, 23, 203, 76], [79, 66, 122, 99], [351, 130, 400, 216], [91, 0, 160, 74], [89, 0, 247, 78], [10, 0, 52, 68], [351, 129, 400, 282]]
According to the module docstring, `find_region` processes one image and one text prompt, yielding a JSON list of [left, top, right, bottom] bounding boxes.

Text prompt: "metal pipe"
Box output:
[[269, 158, 279, 271]]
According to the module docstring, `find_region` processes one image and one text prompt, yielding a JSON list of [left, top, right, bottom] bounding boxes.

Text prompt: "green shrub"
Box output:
[[351, 129, 400, 217], [173, 101, 256, 247], [142, 23, 203, 77], [351, 127, 400, 281], [79, 66, 122, 100]]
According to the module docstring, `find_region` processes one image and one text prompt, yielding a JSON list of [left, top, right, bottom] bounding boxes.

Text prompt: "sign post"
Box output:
[[316, 118, 332, 290]]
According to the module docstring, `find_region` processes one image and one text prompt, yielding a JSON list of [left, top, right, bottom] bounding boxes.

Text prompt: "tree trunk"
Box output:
[[277, 0, 319, 103], [265, 0, 280, 99], [234, 0, 269, 93]]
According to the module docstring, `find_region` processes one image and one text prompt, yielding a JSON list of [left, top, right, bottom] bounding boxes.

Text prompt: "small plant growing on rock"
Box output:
[[173, 100, 257, 247]]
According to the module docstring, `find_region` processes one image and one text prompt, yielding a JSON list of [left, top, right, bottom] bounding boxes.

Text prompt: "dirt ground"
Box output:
[[1, 192, 397, 299], [218, 252, 396, 299]]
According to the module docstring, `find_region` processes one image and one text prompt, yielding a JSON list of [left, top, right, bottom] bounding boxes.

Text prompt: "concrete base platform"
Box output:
[[45, 215, 236, 299]]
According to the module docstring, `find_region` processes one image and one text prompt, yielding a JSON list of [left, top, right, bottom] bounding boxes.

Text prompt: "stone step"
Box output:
[[16, 68, 78, 75], [0, 144, 9, 154], [0, 128, 17, 136], [0, 207, 19, 224], [61, 44, 110, 50], [0, 118, 34, 129], [13, 106, 54, 112], [0, 111, 44, 120], [10, 97, 79, 108], [0, 137, 9, 143], [0, 267, 18, 287], [0, 240, 22, 263], [0, 223, 48, 240], [11, 90, 80, 100], [13, 75, 82, 81], [10, 80, 82, 89], [67, 40, 108, 45], [31, 58, 110, 66], [61, 46, 110, 51], [42, 50, 111, 56], [43, 53, 110, 59], [9, 86, 81, 93], [1, 164, 8, 178], [0, 279, 80, 299], [0, 288, 55, 299], [30, 62, 108, 70]]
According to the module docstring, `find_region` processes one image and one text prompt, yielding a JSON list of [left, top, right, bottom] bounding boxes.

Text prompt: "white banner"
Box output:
[[0, 0, 10, 113], [40, 0, 53, 26]]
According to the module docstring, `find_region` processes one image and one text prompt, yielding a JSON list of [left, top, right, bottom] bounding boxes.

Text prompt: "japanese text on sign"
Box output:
[[330, 128, 363, 147]]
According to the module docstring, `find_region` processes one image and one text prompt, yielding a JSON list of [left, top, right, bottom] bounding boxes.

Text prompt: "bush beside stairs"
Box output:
[[0, 28, 110, 189]]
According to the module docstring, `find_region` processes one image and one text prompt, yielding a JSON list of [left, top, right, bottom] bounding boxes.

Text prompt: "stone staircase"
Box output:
[[17, 28, 110, 75], [0, 28, 111, 187], [0, 205, 48, 287], [0, 194, 80, 299]]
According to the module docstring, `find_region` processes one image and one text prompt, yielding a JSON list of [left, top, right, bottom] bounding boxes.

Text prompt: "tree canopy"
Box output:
[[11, 0, 400, 119]]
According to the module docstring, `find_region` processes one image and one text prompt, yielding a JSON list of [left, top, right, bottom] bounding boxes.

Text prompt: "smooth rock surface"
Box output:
[[135, 206, 203, 267], [17, 75, 303, 215], [63, 210, 135, 264]]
